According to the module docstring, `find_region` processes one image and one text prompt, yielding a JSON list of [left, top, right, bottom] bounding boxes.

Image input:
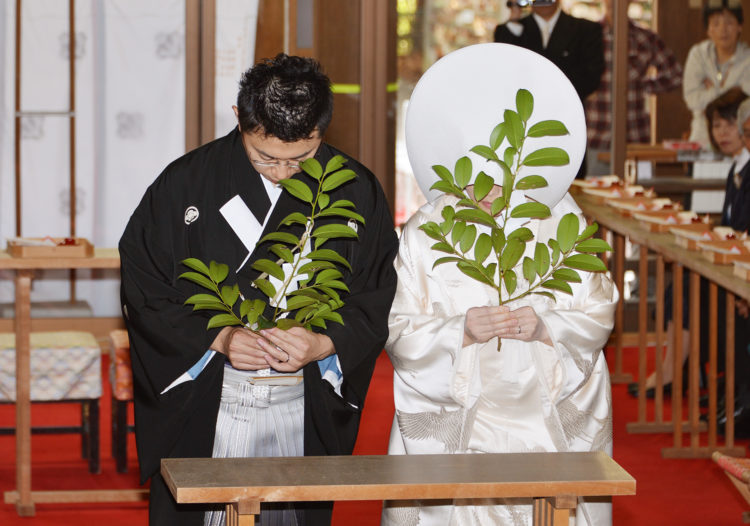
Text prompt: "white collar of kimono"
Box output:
[[405, 43, 586, 218]]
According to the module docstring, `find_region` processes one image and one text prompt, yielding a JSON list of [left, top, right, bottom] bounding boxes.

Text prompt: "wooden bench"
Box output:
[[162, 451, 636, 526]]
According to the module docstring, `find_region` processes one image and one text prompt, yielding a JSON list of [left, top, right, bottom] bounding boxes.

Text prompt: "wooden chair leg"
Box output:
[[86, 399, 100, 474], [114, 399, 129, 473]]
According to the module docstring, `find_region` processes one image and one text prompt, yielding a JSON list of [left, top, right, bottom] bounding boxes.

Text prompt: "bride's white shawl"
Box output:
[[383, 193, 618, 526]]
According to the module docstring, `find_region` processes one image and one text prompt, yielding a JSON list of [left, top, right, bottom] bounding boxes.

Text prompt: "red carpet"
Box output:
[[1, 348, 748, 525]]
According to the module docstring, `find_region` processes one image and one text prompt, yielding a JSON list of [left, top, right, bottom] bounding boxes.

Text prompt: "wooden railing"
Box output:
[[162, 452, 635, 526], [575, 193, 749, 459]]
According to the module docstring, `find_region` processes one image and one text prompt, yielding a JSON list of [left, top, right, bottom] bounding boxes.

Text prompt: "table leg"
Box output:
[[533, 496, 575, 525], [226, 501, 260, 526], [15, 270, 34, 516]]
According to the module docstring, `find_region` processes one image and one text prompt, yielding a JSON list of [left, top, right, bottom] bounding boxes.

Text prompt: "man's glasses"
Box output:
[[250, 158, 301, 170]]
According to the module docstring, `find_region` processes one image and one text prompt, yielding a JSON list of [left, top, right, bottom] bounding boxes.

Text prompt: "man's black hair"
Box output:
[[703, 0, 743, 26], [236, 53, 333, 142]]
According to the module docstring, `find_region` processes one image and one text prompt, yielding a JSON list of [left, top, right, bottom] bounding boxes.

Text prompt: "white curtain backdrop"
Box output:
[[0, 0, 258, 317]]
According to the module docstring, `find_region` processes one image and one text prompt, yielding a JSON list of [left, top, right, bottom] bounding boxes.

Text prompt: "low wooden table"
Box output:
[[162, 451, 636, 526]]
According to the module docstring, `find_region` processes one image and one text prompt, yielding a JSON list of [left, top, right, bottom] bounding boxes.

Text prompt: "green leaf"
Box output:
[[577, 222, 599, 242], [549, 239, 561, 265], [575, 238, 613, 253], [321, 168, 357, 192], [253, 278, 277, 299], [307, 248, 352, 271], [522, 147, 570, 167], [474, 233, 492, 263], [181, 258, 210, 276], [258, 231, 300, 246], [522, 256, 537, 283], [318, 207, 365, 224], [325, 155, 346, 174], [533, 291, 557, 301], [457, 261, 495, 286], [542, 279, 573, 295], [431, 241, 455, 254], [289, 288, 327, 301], [323, 279, 349, 291], [451, 221, 466, 246], [490, 122, 506, 150], [433, 256, 463, 269], [432, 164, 454, 183], [470, 145, 499, 162], [256, 316, 275, 330], [527, 120, 569, 137], [207, 313, 241, 329], [499, 238, 524, 271], [454, 156, 473, 189], [472, 171, 495, 202], [563, 254, 608, 272], [557, 213, 579, 253], [190, 302, 231, 313], [185, 293, 222, 305], [504, 109, 523, 150], [276, 318, 305, 330], [430, 180, 464, 198], [298, 260, 336, 275], [515, 175, 549, 190], [312, 223, 358, 241], [441, 206, 456, 222], [179, 271, 217, 292], [270, 244, 294, 264], [484, 262, 498, 281], [459, 224, 477, 253], [315, 268, 344, 284], [511, 202, 551, 219], [279, 212, 309, 226], [220, 284, 240, 306], [209, 261, 229, 283], [516, 89, 533, 121], [280, 178, 314, 203], [286, 295, 318, 310], [419, 221, 443, 241], [330, 199, 355, 209], [535, 242, 550, 277], [318, 193, 330, 210], [504, 269, 518, 295], [503, 146, 517, 170], [251, 258, 285, 281], [300, 158, 323, 180], [456, 198, 475, 208], [490, 196, 506, 216], [240, 299, 265, 320], [508, 227, 533, 242], [491, 229, 506, 253], [553, 268, 582, 283], [313, 285, 341, 301], [320, 311, 344, 325], [454, 208, 497, 228]]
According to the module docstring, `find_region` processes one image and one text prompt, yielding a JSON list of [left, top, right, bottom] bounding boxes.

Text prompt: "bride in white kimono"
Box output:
[[383, 44, 619, 526]]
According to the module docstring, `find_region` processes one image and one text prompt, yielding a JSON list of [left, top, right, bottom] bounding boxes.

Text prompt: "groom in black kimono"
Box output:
[[119, 54, 398, 525]]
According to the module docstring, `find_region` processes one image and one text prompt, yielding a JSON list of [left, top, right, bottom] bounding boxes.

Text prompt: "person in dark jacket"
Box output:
[[119, 53, 398, 526]]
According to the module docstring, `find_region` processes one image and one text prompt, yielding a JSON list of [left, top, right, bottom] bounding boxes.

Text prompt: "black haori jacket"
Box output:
[[119, 128, 398, 524]]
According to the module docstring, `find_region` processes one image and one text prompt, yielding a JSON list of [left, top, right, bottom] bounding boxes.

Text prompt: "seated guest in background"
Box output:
[[683, 0, 750, 149], [494, 0, 604, 178], [632, 88, 750, 437], [383, 44, 617, 526], [586, 0, 683, 176]]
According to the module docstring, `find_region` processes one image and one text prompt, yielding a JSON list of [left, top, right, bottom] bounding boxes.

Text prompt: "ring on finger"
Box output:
[[275, 345, 290, 363]]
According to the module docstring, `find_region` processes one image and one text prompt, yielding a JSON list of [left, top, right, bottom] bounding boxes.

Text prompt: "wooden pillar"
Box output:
[[610, 0, 627, 177], [185, 0, 216, 151]]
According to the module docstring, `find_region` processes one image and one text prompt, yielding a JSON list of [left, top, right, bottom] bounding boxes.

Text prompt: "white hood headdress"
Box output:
[[405, 43, 586, 212]]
